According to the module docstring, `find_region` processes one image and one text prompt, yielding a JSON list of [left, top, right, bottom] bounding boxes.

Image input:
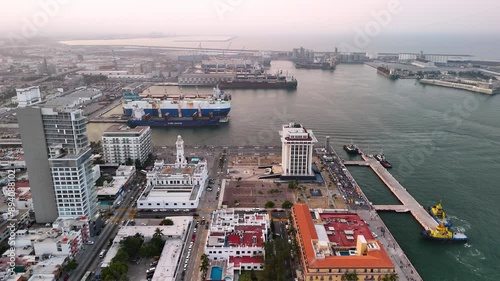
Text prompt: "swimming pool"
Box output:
[[338, 251, 350, 256], [210, 266, 223, 280]]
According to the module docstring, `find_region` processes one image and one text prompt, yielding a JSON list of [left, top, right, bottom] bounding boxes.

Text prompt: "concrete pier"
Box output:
[[357, 153, 438, 230], [343, 160, 370, 166]]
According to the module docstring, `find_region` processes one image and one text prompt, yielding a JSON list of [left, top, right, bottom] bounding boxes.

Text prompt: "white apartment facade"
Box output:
[[280, 122, 318, 176], [44, 108, 97, 219], [102, 125, 153, 166], [16, 86, 42, 108]]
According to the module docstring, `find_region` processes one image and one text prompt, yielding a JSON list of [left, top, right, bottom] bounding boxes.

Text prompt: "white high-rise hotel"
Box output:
[[280, 122, 318, 177]]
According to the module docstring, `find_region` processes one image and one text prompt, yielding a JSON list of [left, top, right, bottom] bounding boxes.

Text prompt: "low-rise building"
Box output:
[[137, 136, 207, 211], [102, 125, 153, 166], [204, 209, 270, 280], [291, 204, 395, 281], [100, 216, 191, 281], [30, 217, 90, 259]]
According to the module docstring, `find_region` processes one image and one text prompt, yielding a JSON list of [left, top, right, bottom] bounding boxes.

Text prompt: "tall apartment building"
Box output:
[[17, 107, 98, 223], [280, 122, 318, 177], [102, 125, 153, 166]]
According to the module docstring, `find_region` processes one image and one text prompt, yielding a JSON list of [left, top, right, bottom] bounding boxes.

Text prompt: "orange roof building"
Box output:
[[291, 204, 395, 281]]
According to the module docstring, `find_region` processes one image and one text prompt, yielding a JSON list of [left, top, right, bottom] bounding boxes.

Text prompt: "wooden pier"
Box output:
[[352, 153, 438, 230]]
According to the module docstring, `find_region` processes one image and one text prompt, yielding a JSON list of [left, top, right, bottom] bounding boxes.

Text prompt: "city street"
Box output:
[[69, 174, 147, 280]]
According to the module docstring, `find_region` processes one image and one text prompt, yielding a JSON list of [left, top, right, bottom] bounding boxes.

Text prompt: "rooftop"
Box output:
[[292, 204, 394, 269], [103, 124, 149, 135], [318, 212, 374, 247], [229, 256, 264, 267]]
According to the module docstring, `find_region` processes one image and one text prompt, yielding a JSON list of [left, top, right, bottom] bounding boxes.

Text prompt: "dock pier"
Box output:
[[348, 152, 438, 230]]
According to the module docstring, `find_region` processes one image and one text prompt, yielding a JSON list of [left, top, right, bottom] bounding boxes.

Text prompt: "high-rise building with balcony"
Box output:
[[17, 107, 98, 222]]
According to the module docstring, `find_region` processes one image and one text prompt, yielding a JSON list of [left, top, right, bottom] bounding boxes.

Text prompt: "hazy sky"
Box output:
[[0, 0, 499, 37]]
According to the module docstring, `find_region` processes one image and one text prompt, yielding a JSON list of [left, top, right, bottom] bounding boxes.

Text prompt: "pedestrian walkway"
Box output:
[[358, 210, 423, 281]]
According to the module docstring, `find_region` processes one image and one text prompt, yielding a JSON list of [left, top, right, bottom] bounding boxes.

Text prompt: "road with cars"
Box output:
[[69, 175, 147, 281]]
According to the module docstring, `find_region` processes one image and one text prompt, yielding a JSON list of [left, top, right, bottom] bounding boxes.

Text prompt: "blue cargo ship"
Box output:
[[124, 86, 230, 127], [122, 86, 231, 118]]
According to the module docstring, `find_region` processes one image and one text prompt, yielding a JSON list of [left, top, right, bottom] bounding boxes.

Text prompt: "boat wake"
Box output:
[[446, 243, 487, 279], [447, 215, 472, 230]]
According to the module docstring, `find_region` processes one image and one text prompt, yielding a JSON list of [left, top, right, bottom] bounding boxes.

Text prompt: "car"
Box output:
[[193, 228, 197, 233], [174, 209, 180, 212], [183, 209, 190, 212], [85, 240, 94, 245], [146, 267, 156, 273], [188, 244, 193, 250], [150, 261, 158, 267], [159, 209, 166, 212], [372, 232, 378, 238], [152, 209, 159, 212]]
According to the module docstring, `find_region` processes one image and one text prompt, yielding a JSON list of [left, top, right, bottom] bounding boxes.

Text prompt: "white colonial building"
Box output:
[[204, 209, 270, 280], [280, 122, 318, 177], [137, 135, 207, 210], [102, 125, 153, 165]]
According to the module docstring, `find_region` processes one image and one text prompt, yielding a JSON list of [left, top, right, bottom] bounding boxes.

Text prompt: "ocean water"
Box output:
[[87, 60, 500, 280]]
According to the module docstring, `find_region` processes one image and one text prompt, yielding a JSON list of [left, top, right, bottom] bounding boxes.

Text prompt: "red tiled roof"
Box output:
[[229, 256, 264, 267], [319, 213, 374, 247], [292, 204, 394, 269], [15, 180, 30, 188]]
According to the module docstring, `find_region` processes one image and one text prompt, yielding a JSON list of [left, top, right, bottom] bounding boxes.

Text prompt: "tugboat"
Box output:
[[343, 141, 360, 155], [374, 151, 392, 168], [428, 200, 452, 227], [421, 220, 467, 242]]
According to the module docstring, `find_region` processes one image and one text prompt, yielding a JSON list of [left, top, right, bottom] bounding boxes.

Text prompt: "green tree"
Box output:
[[382, 273, 398, 281], [341, 272, 359, 281], [153, 227, 164, 239], [281, 200, 293, 209], [112, 248, 129, 263], [64, 260, 78, 271], [120, 233, 144, 259], [265, 201, 275, 208], [200, 253, 210, 280], [239, 271, 253, 281], [140, 244, 153, 258], [161, 219, 174, 225]]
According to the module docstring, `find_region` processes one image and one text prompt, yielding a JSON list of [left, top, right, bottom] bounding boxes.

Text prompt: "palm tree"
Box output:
[[153, 227, 164, 239], [382, 273, 398, 281], [341, 272, 359, 281], [200, 253, 210, 280]]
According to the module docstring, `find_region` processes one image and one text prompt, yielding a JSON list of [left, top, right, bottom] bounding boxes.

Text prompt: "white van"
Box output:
[[99, 250, 106, 258]]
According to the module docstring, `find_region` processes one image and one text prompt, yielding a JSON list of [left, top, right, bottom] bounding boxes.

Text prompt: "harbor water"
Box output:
[[87, 61, 500, 280]]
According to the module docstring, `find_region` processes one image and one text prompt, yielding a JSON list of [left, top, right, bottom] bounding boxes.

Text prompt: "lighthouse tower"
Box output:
[[175, 135, 187, 168]]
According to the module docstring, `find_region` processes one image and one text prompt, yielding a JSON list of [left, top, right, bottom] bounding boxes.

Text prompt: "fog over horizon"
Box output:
[[0, 0, 499, 38]]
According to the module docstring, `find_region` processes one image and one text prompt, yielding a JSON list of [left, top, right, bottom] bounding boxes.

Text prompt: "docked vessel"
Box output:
[[374, 152, 392, 168], [377, 66, 399, 80], [428, 200, 452, 227], [219, 71, 297, 90], [421, 221, 467, 242], [343, 141, 360, 155], [295, 61, 336, 70], [124, 86, 230, 127]]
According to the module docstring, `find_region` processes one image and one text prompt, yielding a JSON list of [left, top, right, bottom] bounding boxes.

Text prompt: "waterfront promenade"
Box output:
[[324, 146, 422, 281]]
